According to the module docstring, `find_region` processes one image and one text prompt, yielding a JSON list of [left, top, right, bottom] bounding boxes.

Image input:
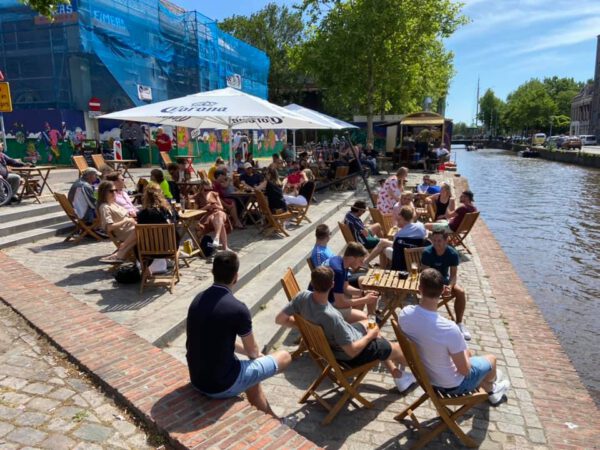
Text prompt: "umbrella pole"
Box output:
[[228, 122, 233, 170], [293, 130, 296, 157]]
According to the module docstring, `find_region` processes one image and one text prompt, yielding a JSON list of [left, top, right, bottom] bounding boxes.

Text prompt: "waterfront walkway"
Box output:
[[0, 171, 599, 448]]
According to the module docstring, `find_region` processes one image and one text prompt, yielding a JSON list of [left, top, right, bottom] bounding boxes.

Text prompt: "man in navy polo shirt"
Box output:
[[421, 230, 471, 340], [323, 242, 379, 323], [186, 251, 291, 416]]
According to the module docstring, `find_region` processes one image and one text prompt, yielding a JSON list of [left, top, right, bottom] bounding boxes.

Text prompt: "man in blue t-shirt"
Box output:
[[323, 242, 379, 323], [421, 230, 471, 341], [311, 224, 335, 267], [186, 251, 291, 416]]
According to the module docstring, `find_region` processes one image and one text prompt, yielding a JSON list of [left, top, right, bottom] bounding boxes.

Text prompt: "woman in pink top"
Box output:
[[377, 167, 408, 214], [106, 172, 137, 217]]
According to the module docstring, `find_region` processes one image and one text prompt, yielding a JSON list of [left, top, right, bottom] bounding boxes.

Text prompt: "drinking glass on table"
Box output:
[[410, 263, 418, 280], [368, 314, 377, 329], [373, 271, 381, 282]]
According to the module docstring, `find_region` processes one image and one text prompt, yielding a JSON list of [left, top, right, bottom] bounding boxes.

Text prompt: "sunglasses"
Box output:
[[109, 189, 117, 193]]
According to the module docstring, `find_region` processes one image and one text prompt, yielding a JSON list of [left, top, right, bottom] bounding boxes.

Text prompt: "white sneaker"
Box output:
[[488, 379, 510, 405], [495, 369, 504, 383], [394, 371, 416, 393], [458, 323, 472, 341], [280, 416, 298, 429]]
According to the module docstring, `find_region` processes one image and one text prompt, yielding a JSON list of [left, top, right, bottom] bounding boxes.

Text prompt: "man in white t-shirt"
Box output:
[[399, 268, 510, 405]]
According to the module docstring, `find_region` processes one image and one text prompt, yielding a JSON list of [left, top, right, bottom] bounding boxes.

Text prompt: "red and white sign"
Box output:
[[88, 97, 101, 111]]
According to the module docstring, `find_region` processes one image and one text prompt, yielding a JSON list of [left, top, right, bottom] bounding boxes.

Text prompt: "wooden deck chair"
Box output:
[[295, 314, 378, 425], [370, 192, 378, 206], [72, 155, 89, 175], [448, 212, 480, 255], [288, 182, 316, 226], [404, 247, 455, 322], [91, 154, 107, 170], [136, 224, 181, 294], [338, 221, 355, 244], [332, 166, 349, 191], [390, 319, 488, 448], [369, 207, 394, 236], [197, 169, 208, 181], [280, 268, 306, 359], [160, 152, 173, 167], [254, 190, 294, 237], [54, 193, 103, 243]]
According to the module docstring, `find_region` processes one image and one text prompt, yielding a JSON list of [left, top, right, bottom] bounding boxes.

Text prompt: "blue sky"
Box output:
[[177, 0, 600, 124]]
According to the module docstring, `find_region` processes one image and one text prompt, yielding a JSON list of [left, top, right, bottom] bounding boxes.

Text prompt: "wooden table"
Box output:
[[178, 209, 207, 258], [227, 190, 261, 226], [104, 159, 137, 185], [11, 165, 56, 204], [362, 268, 420, 325]]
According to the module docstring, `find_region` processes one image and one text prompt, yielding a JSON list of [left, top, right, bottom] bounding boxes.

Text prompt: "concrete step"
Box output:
[[0, 202, 62, 223], [0, 221, 73, 250], [0, 211, 68, 238], [148, 190, 358, 348]]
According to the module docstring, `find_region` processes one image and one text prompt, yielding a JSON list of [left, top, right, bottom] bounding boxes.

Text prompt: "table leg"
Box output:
[[380, 292, 408, 326], [37, 169, 54, 196], [16, 172, 29, 202], [121, 164, 136, 185]]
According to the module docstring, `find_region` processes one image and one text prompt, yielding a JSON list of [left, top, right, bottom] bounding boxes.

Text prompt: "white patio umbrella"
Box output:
[[283, 103, 358, 152], [99, 87, 327, 167]]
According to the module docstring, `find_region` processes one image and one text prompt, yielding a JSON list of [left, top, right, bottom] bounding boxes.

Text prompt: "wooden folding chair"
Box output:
[[91, 154, 107, 170], [369, 207, 393, 236], [332, 166, 349, 191], [391, 319, 488, 448], [136, 224, 181, 294], [370, 192, 378, 206], [197, 169, 208, 181], [338, 221, 356, 244], [288, 182, 316, 226], [448, 212, 480, 255], [54, 193, 103, 243], [280, 268, 307, 359], [295, 314, 377, 425], [404, 247, 455, 321], [160, 152, 173, 167], [254, 190, 294, 237], [72, 155, 89, 176]]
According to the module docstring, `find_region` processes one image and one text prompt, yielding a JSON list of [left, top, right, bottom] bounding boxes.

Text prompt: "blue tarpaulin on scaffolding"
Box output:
[[0, 0, 269, 112], [77, 0, 270, 104]]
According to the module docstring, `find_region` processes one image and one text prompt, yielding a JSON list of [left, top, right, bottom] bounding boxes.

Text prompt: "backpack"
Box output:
[[200, 235, 215, 257], [114, 264, 141, 284]]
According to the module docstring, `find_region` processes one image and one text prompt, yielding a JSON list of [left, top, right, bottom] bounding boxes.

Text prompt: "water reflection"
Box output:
[[455, 147, 600, 406]]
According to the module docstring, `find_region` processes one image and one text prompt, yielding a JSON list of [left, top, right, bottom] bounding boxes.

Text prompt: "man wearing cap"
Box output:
[[344, 200, 392, 267], [239, 162, 262, 188], [68, 168, 100, 224], [0, 140, 29, 204], [425, 190, 477, 234]]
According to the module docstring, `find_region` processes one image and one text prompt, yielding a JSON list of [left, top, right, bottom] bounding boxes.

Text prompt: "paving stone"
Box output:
[[39, 433, 76, 449], [5, 426, 47, 446], [0, 420, 15, 437], [0, 405, 19, 420], [527, 427, 546, 444], [46, 387, 75, 401], [26, 397, 60, 412], [14, 411, 49, 427], [0, 377, 29, 390], [22, 382, 54, 395], [73, 423, 114, 442]]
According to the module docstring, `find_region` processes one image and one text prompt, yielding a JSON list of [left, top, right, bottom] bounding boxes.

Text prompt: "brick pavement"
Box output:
[[0, 301, 157, 449], [0, 251, 319, 450]]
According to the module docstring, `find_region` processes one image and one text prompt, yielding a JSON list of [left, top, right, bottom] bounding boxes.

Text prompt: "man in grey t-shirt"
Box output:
[[276, 266, 416, 392]]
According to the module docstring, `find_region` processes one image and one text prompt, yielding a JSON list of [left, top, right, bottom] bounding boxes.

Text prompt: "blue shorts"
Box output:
[[437, 356, 492, 395], [201, 355, 278, 399]]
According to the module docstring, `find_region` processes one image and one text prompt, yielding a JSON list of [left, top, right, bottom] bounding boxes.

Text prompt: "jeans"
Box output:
[[6, 173, 21, 197]]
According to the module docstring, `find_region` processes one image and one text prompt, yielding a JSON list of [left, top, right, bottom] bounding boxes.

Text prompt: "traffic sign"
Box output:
[[88, 97, 101, 111], [0, 82, 12, 112]]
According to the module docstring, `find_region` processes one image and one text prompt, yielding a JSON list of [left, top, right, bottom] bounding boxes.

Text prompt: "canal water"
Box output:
[[453, 147, 600, 407]]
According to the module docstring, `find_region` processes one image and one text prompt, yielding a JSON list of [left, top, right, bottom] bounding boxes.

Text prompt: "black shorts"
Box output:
[[345, 337, 392, 367], [348, 268, 367, 288]]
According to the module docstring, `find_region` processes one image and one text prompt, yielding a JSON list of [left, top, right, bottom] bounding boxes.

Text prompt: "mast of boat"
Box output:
[[474, 76, 480, 129]]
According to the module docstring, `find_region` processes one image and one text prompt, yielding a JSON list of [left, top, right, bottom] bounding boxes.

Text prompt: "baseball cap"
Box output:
[[242, 162, 253, 169], [82, 167, 101, 177]]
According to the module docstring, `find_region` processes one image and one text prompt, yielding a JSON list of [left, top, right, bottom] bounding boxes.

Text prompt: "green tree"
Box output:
[[19, 0, 69, 17], [295, 0, 466, 144], [542, 76, 583, 116], [219, 3, 305, 104], [477, 88, 505, 134], [503, 79, 557, 133], [551, 114, 571, 134]]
